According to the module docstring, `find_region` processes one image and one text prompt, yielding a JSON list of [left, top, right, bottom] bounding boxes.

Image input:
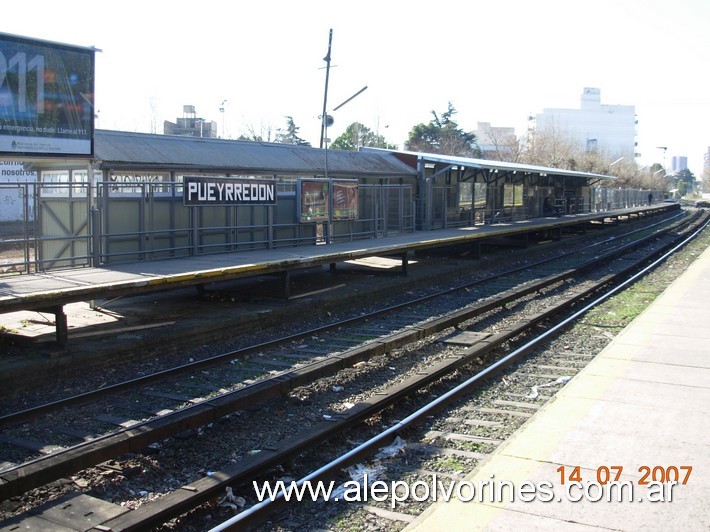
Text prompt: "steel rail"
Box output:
[[95, 212, 710, 531], [210, 213, 710, 531], [0, 211, 686, 427], [0, 211, 697, 503]]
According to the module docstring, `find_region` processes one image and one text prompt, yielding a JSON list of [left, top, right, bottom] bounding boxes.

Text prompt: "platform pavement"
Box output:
[[406, 240, 710, 530]]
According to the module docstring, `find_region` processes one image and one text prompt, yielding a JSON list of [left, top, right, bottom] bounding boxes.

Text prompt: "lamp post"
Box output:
[[319, 30, 333, 150], [656, 146, 668, 171], [318, 29, 368, 174], [321, 85, 368, 179], [609, 156, 624, 175], [219, 100, 227, 138]]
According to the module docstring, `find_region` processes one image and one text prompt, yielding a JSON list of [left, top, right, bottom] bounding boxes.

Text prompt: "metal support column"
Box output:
[[38, 306, 68, 345], [469, 240, 481, 259], [282, 270, 291, 299]]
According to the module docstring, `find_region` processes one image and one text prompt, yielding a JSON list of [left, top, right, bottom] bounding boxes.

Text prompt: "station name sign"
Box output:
[[184, 177, 277, 206]]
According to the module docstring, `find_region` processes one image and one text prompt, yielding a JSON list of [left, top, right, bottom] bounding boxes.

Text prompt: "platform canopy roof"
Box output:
[[86, 130, 418, 177], [363, 148, 617, 182]]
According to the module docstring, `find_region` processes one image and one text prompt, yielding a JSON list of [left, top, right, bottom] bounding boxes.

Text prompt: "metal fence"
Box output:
[[428, 181, 665, 230], [0, 179, 666, 275], [0, 180, 416, 273]]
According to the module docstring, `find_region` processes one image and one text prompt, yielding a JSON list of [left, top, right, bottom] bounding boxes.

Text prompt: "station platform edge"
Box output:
[[406, 237, 710, 530]]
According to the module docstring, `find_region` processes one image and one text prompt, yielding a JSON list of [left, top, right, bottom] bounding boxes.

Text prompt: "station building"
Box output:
[[11, 129, 659, 272]]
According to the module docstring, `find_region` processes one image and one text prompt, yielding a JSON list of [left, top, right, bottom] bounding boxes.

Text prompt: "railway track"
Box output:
[[211, 211, 710, 531], [0, 209, 706, 530]]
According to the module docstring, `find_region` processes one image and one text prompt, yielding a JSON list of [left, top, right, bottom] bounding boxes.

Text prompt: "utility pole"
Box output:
[[656, 146, 668, 170], [319, 29, 333, 150]]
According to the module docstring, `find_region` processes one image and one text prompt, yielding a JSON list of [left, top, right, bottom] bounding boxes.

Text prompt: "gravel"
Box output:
[[1, 215, 706, 530]]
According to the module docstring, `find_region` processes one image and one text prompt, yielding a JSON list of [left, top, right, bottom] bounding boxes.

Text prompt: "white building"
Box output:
[[534, 88, 637, 159], [474, 122, 517, 160]]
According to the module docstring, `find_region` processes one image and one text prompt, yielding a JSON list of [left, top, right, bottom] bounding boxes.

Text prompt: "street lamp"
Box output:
[[609, 157, 624, 174], [195, 119, 204, 138], [320, 29, 333, 150], [318, 29, 368, 175], [321, 86, 369, 180], [219, 100, 227, 138], [656, 146, 668, 171]]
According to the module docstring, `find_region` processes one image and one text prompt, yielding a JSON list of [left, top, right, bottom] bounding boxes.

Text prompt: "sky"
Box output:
[[2, 0, 709, 175]]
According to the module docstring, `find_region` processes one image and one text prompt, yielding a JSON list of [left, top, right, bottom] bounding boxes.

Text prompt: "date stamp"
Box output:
[[557, 465, 693, 485], [552, 465, 693, 503]]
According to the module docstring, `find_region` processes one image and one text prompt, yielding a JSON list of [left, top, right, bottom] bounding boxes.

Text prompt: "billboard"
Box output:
[[298, 179, 359, 222], [0, 32, 95, 158]]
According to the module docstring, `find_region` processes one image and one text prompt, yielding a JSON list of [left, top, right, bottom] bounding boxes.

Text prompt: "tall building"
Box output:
[[163, 105, 217, 138], [534, 88, 637, 159], [671, 156, 688, 174]]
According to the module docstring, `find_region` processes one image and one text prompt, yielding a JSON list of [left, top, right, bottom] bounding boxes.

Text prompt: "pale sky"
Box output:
[[3, 0, 709, 175]]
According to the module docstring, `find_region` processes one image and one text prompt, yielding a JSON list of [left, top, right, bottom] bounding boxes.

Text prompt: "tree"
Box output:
[[405, 102, 481, 157], [521, 126, 671, 193], [330, 122, 396, 151], [674, 168, 696, 196], [520, 121, 579, 169], [477, 123, 522, 163], [236, 121, 274, 142], [274, 116, 311, 146]]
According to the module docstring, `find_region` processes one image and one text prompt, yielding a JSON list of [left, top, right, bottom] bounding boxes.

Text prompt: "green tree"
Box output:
[[405, 102, 481, 157], [330, 122, 396, 151], [675, 168, 696, 187], [673, 168, 696, 197], [274, 116, 311, 146]]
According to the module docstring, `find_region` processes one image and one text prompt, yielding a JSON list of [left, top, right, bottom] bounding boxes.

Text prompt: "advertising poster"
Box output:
[[0, 32, 95, 158], [299, 179, 330, 222], [332, 180, 358, 220]]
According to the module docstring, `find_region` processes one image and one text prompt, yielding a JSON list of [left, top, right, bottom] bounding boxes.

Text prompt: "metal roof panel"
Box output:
[[362, 148, 617, 181], [93, 130, 417, 177]]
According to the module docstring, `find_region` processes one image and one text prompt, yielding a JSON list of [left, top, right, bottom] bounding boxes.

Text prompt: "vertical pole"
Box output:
[[267, 205, 274, 249], [88, 161, 100, 267], [191, 207, 199, 256], [23, 182, 30, 273], [282, 270, 291, 299], [319, 29, 333, 150]]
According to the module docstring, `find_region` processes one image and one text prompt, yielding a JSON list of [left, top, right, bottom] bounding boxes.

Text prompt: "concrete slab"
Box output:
[[598, 343, 710, 365], [558, 373, 710, 411], [409, 454, 706, 531], [602, 331, 710, 355], [0, 514, 76, 531], [579, 358, 710, 387]]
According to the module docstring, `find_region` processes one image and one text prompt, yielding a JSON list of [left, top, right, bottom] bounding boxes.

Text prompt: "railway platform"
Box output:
[[407, 237, 710, 530], [0, 204, 675, 345]]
